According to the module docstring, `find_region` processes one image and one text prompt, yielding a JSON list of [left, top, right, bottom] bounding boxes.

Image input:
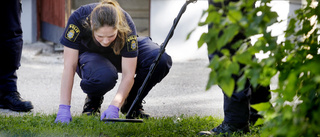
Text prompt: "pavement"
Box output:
[[0, 41, 224, 119]]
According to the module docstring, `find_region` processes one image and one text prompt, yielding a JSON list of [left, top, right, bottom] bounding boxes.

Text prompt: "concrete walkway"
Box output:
[[0, 42, 224, 119]]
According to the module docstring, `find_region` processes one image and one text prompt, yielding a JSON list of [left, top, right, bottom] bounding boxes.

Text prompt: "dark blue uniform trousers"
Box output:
[[76, 37, 172, 106], [208, 0, 270, 125], [209, 44, 270, 124], [0, 38, 23, 93], [208, 38, 252, 124], [0, 0, 23, 95]]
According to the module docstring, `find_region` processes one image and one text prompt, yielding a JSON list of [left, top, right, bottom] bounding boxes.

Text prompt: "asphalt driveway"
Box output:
[[0, 42, 224, 119]]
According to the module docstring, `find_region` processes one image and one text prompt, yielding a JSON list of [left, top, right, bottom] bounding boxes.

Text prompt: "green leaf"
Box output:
[[283, 72, 298, 101], [206, 70, 218, 90], [245, 11, 263, 35], [227, 9, 243, 23], [264, 10, 279, 26], [263, 57, 276, 67], [236, 74, 247, 92], [251, 102, 272, 112], [220, 49, 230, 57], [213, 0, 223, 3], [245, 67, 261, 88], [254, 118, 265, 126], [208, 55, 220, 70], [198, 0, 320, 136], [205, 29, 220, 54], [219, 76, 235, 97], [233, 51, 252, 64], [231, 40, 244, 52], [186, 28, 195, 40], [197, 33, 207, 48], [229, 61, 240, 74], [216, 24, 240, 50], [244, 0, 257, 10], [259, 66, 276, 86], [297, 20, 313, 36], [314, 75, 320, 83], [285, 18, 297, 37], [282, 105, 293, 120], [206, 10, 221, 24]]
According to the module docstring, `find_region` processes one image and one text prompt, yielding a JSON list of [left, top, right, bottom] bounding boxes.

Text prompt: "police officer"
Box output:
[[198, 0, 270, 135], [55, 0, 172, 123], [0, 0, 34, 112]]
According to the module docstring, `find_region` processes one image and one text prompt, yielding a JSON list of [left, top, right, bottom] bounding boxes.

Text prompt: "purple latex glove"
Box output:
[[100, 105, 119, 120], [55, 104, 72, 124]]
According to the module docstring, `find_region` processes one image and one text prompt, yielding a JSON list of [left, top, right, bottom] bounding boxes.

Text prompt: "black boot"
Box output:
[[0, 91, 33, 112], [198, 121, 250, 136], [121, 100, 150, 119], [249, 107, 263, 125], [82, 95, 104, 116]]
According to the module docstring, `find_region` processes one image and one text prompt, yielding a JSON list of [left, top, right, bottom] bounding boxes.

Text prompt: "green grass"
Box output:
[[0, 113, 261, 136]]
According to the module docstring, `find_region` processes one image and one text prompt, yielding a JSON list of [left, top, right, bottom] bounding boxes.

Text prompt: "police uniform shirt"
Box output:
[[60, 3, 138, 58]]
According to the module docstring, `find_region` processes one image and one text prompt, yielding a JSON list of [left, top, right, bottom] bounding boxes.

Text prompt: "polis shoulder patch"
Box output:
[[65, 24, 80, 42], [127, 35, 138, 52]]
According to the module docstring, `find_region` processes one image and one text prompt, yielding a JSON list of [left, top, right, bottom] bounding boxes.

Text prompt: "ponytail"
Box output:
[[90, 0, 131, 55]]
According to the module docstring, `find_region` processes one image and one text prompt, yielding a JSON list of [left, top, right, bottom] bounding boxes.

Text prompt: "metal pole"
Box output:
[[126, 0, 197, 119]]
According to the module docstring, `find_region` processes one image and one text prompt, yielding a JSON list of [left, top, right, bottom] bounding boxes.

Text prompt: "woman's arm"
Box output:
[[59, 46, 79, 105], [110, 57, 137, 108]]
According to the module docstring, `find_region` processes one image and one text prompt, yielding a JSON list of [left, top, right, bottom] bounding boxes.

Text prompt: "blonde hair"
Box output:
[[90, 0, 131, 55]]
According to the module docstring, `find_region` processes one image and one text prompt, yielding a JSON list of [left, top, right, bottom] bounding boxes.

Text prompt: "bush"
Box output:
[[197, 0, 320, 136]]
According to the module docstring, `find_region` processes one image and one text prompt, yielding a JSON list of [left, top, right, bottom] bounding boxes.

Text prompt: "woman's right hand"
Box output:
[[55, 46, 78, 124], [55, 104, 72, 124]]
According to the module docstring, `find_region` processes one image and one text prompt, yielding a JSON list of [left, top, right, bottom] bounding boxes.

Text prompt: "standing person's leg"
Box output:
[[0, 38, 23, 96], [199, 0, 270, 135], [249, 85, 271, 124], [218, 79, 251, 133], [200, 0, 251, 132], [203, 46, 270, 135], [77, 52, 119, 116], [200, 51, 252, 135], [121, 37, 172, 118], [0, 0, 33, 112]]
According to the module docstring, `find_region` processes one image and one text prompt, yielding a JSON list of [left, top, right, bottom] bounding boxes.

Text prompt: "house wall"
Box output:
[[37, 0, 66, 45], [71, 0, 150, 36], [20, 0, 310, 46], [21, 0, 37, 44]]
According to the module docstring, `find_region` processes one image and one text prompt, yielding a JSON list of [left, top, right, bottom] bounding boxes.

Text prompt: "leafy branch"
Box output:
[[197, 0, 320, 136]]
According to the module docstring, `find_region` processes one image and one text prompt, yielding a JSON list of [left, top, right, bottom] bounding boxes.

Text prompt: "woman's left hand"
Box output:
[[100, 105, 119, 120]]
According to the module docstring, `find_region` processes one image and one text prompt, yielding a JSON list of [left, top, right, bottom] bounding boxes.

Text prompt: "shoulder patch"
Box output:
[[127, 35, 138, 52], [65, 24, 80, 42]]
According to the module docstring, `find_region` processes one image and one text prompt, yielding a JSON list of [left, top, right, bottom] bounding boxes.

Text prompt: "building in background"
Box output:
[[21, 0, 312, 60], [21, 0, 149, 45]]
